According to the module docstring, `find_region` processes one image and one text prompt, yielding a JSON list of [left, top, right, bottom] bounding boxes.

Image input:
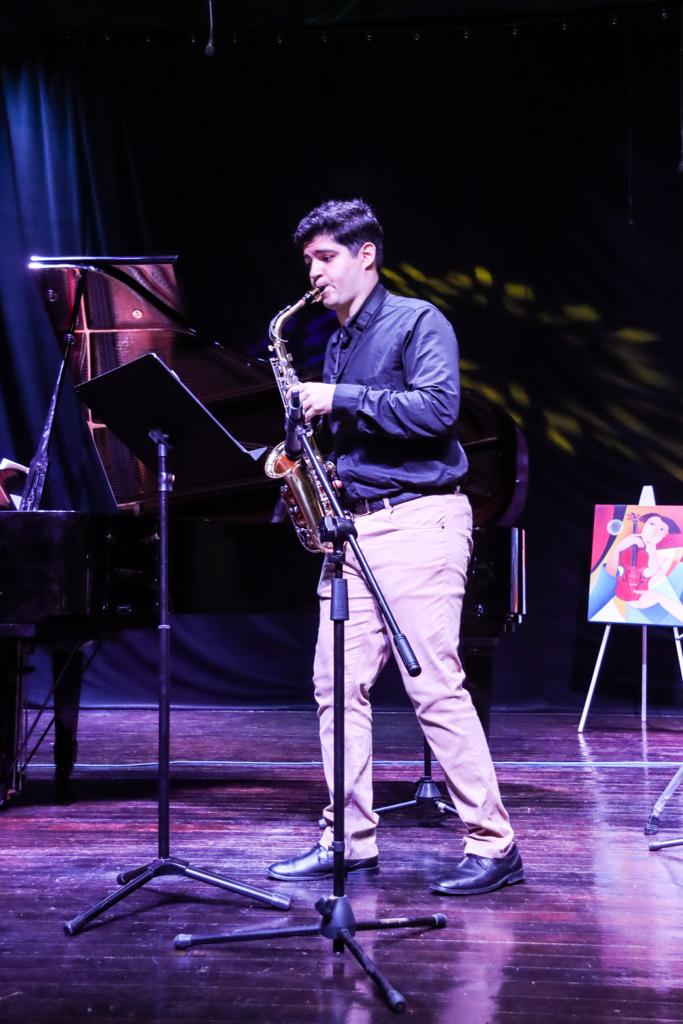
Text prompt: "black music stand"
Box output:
[[63, 353, 290, 935], [173, 429, 447, 1013]]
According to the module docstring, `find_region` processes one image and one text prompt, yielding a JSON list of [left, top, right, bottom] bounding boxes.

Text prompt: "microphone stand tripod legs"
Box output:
[[171, 515, 447, 1014]]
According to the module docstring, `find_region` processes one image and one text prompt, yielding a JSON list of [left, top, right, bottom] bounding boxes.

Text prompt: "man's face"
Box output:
[[302, 234, 375, 315]]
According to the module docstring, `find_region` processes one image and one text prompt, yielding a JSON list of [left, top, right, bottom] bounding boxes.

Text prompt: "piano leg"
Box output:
[[1, 640, 17, 805], [0, 637, 29, 807], [52, 649, 83, 800]]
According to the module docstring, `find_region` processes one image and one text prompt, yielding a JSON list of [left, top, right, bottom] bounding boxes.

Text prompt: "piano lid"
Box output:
[[28, 256, 280, 511], [28, 255, 193, 335], [458, 389, 529, 527]]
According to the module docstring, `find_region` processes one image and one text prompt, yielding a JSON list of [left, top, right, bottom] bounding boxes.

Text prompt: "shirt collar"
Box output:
[[345, 281, 387, 335]]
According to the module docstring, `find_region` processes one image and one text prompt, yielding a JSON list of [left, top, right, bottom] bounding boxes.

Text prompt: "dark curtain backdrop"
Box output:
[[1, 9, 681, 708]]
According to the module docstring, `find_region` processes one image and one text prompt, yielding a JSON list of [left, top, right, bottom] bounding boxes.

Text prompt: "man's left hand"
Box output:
[[298, 382, 336, 422]]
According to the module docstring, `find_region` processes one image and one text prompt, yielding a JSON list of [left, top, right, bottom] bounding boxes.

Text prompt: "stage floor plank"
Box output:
[[2, 709, 683, 1023]]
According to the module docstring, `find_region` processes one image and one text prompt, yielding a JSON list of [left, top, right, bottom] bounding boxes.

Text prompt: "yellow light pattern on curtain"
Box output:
[[381, 262, 683, 482]]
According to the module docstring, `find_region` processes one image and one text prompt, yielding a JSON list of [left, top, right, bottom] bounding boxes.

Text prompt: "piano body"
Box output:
[[0, 257, 526, 804]]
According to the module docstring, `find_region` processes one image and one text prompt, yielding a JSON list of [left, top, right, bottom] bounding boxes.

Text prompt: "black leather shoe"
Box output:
[[431, 843, 524, 895], [266, 844, 379, 881]]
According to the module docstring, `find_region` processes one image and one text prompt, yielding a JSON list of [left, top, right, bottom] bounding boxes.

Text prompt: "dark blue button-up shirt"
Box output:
[[321, 283, 468, 502]]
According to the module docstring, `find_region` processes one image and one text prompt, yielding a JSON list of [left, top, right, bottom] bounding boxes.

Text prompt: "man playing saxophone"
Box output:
[[267, 198, 523, 896]]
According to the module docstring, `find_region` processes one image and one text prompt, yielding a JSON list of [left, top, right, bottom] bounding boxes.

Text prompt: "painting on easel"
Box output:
[[588, 505, 683, 626]]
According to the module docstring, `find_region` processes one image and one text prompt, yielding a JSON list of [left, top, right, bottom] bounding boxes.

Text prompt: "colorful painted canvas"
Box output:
[[588, 505, 683, 626]]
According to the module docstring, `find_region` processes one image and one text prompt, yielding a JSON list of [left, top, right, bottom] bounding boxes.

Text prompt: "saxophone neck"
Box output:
[[269, 287, 322, 343]]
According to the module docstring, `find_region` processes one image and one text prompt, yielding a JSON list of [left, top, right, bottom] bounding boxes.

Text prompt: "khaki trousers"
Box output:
[[313, 492, 514, 860]]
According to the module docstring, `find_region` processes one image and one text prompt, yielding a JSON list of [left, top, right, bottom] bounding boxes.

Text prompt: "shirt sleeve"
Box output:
[[330, 306, 460, 439]]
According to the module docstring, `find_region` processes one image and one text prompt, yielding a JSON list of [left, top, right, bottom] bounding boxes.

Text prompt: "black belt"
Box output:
[[346, 486, 461, 517]]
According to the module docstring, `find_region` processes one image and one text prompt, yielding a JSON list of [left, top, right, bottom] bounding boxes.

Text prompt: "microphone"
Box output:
[[284, 389, 304, 460]]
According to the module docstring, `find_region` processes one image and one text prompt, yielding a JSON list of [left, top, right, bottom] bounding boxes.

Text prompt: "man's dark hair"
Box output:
[[294, 198, 384, 268]]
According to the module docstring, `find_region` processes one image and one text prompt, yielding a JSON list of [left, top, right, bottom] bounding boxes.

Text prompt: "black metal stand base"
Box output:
[[174, 894, 447, 1014], [65, 855, 290, 936], [648, 836, 683, 851], [644, 764, 683, 848], [375, 738, 457, 820], [170, 508, 443, 1013], [375, 776, 458, 819]]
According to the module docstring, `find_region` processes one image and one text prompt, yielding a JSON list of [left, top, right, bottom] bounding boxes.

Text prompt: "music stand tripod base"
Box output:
[[64, 857, 290, 936]]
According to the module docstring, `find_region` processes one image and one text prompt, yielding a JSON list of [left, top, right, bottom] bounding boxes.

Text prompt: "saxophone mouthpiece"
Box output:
[[304, 287, 323, 304]]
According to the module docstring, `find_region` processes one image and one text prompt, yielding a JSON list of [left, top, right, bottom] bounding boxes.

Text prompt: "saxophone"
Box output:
[[264, 288, 337, 553]]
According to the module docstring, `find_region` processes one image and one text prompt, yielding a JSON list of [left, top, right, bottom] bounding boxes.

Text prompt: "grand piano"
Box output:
[[0, 257, 526, 805]]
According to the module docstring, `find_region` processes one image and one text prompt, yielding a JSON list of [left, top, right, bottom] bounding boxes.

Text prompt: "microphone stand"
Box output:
[[374, 735, 458, 819], [174, 427, 447, 1013]]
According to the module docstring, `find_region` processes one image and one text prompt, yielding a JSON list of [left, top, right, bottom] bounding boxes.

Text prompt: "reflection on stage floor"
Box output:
[[2, 708, 683, 1023]]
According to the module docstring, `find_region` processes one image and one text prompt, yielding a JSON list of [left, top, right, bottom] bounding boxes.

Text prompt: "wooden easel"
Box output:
[[578, 486, 683, 732]]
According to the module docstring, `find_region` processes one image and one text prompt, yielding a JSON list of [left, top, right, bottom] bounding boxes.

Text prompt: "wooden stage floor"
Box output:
[[2, 708, 683, 1023]]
